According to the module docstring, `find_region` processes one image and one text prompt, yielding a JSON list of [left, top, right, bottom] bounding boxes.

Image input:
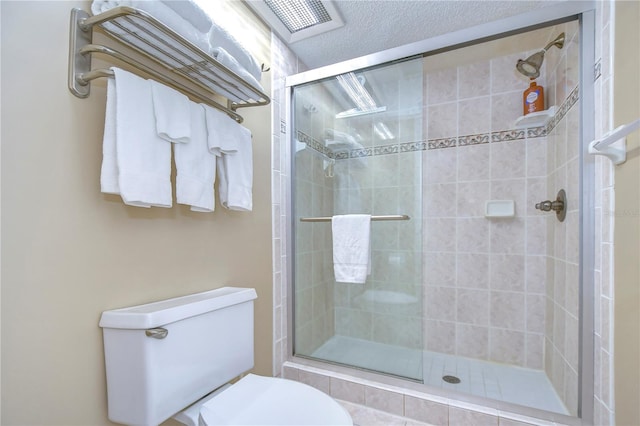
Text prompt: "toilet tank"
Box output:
[[99, 287, 258, 426]]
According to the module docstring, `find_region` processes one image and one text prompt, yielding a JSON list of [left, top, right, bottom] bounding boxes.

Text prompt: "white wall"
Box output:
[[1, 1, 273, 424]]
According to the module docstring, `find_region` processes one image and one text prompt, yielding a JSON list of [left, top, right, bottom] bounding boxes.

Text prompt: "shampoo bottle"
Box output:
[[523, 80, 544, 115]]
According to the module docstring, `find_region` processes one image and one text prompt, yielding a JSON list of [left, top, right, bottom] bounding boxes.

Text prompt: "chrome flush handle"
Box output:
[[145, 328, 168, 339]]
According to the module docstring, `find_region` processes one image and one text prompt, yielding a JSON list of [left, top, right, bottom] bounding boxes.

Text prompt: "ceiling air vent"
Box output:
[[245, 0, 344, 43]]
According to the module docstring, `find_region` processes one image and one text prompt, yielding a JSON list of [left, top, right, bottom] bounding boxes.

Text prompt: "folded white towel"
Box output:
[[209, 22, 262, 82], [175, 102, 217, 212], [91, 1, 211, 67], [332, 214, 372, 284], [100, 77, 119, 195], [211, 47, 264, 93], [161, 0, 212, 33], [150, 81, 191, 144], [203, 105, 240, 156], [100, 67, 172, 208], [217, 124, 253, 211]]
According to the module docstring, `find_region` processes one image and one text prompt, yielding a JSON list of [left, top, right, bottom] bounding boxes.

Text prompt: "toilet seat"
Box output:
[[199, 374, 353, 426]]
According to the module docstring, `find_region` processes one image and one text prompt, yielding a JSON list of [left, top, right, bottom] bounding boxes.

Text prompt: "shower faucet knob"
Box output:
[[535, 200, 562, 212], [535, 189, 567, 222]]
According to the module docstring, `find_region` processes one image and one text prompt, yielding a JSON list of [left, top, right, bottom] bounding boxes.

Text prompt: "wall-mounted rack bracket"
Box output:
[[68, 8, 93, 98], [588, 118, 640, 165], [67, 6, 270, 123]]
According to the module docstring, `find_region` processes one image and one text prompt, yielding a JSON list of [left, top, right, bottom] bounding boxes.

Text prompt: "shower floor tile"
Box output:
[[312, 335, 568, 415]]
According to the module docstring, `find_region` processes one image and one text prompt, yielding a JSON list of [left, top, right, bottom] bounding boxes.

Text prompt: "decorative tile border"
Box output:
[[491, 129, 527, 143], [545, 85, 579, 134], [297, 85, 579, 160], [459, 133, 491, 146], [296, 130, 335, 159]]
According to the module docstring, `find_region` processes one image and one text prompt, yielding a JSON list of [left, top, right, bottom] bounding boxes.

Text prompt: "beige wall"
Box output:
[[613, 1, 640, 424], [0, 1, 273, 425]]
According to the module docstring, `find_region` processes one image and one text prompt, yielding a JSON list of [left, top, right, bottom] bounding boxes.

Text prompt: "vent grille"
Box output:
[[264, 0, 332, 33]]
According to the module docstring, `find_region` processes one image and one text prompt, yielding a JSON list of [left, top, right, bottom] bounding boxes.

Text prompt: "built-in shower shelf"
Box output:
[[514, 106, 557, 129]]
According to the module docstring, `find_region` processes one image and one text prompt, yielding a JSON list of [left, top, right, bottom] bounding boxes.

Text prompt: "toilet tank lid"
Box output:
[[99, 287, 257, 329]]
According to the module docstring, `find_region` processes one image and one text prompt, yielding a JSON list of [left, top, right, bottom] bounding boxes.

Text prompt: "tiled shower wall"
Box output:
[[422, 21, 580, 380], [593, 1, 615, 424], [271, 33, 305, 377], [421, 53, 551, 369]]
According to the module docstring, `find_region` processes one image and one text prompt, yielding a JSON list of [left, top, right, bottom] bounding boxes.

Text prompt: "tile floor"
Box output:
[[338, 400, 433, 426], [313, 335, 568, 415]]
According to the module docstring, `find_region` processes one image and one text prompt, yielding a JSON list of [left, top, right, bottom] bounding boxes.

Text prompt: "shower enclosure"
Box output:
[[290, 14, 590, 420]]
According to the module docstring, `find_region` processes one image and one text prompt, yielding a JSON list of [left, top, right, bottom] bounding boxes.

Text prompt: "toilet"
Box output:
[[99, 287, 352, 426]]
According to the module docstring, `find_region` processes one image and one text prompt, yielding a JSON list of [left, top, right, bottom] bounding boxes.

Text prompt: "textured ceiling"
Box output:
[[281, 0, 565, 69]]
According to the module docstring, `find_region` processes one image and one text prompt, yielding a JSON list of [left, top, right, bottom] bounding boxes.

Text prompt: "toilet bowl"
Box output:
[[99, 287, 352, 426], [174, 374, 352, 426]]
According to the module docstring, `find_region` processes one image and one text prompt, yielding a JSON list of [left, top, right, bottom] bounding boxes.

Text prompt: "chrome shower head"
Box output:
[[516, 32, 565, 79], [517, 51, 545, 78]]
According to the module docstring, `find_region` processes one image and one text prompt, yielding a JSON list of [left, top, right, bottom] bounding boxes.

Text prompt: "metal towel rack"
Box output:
[[68, 7, 270, 123], [300, 215, 410, 222]]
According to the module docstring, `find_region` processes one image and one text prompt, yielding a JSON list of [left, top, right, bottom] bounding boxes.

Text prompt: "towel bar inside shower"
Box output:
[[68, 6, 270, 123], [299, 215, 411, 222]]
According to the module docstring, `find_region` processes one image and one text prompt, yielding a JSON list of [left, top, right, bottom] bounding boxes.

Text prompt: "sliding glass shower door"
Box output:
[[292, 57, 424, 380]]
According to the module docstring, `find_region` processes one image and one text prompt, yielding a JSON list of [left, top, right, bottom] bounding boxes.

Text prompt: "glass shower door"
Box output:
[[292, 57, 424, 380]]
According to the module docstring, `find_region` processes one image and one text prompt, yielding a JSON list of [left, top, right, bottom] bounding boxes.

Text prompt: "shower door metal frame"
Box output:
[[285, 1, 596, 424]]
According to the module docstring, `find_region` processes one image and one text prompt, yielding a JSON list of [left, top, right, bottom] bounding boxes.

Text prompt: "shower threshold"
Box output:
[[312, 335, 568, 415]]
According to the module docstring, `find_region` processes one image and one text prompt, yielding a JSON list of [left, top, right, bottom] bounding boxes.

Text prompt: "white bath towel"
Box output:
[[161, 0, 212, 33], [91, 0, 211, 67], [203, 106, 240, 156], [100, 67, 172, 208], [217, 124, 253, 211], [100, 76, 119, 195], [209, 22, 262, 82], [211, 47, 264, 93], [174, 102, 217, 212], [150, 81, 191, 144], [332, 214, 372, 284]]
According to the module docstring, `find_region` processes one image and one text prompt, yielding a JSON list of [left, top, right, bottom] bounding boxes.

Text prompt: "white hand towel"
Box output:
[[208, 22, 262, 82], [203, 106, 239, 156], [91, 1, 211, 66], [161, 0, 212, 33], [100, 77, 119, 195], [100, 67, 172, 208], [211, 47, 264, 93], [151, 81, 191, 144], [332, 214, 372, 284], [175, 102, 217, 212], [217, 124, 253, 211]]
